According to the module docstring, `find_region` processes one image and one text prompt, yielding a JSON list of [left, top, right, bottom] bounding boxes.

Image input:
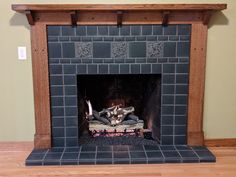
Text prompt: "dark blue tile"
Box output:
[[52, 138, 65, 147], [48, 36, 58, 42], [180, 35, 190, 41], [96, 159, 113, 164], [147, 36, 157, 41], [65, 147, 80, 152], [51, 107, 64, 117], [178, 25, 191, 35], [175, 145, 191, 151], [164, 25, 177, 35], [48, 43, 61, 58], [144, 145, 160, 151], [142, 25, 152, 35], [98, 26, 108, 35], [65, 86, 77, 95], [66, 127, 78, 137], [176, 74, 189, 84], [177, 42, 190, 57], [162, 74, 175, 84], [65, 107, 78, 116], [158, 36, 168, 41], [45, 152, 63, 160], [146, 151, 163, 158], [93, 37, 103, 41], [175, 106, 187, 115], [52, 128, 65, 137], [64, 75, 76, 85], [164, 42, 176, 57], [25, 160, 43, 166], [43, 161, 61, 165], [66, 137, 78, 147], [114, 151, 129, 158], [161, 136, 174, 145], [175, 115, 187, 125], [47, 26, 61, 36], [162, 151, 180, 158], [62, 43, 75, 58], [131, 64, 140, 74], [77, 65, 87, 74], [129, 42, 146, 58], [175, 95, 188, 104], [70, 37, 81, 41], [136, 36, 146, 41], [61, 160, 78, 165], [162, 85, 174, 94], [131, 26, 141, 35], [175, 136, 187, 145], [160, 146, 175, 151], [97, 152, 112, 159], [50, 65, 62, 74], [109, 65, 119, 74], [79, 152, 96, 159], [87, 26, 97, 36], [114, 37, 125, 41], [169, 58, 178, 62], [93, 43, 111, 58], [126, 37, 135, 41], [63, 65, 76, 74], [176, 85, 188, 94], [152, 64, 162, 73], [153, 25, 163, 35], [120, 64, 130, 74], [88, 65, 98, 74], [51, 97, 64, 106], [81, 37, 92, 42], [147, 158, 164, 164], [162, 95, 174, 104], [79, 159, 95, 165], [109, 26, 119, 36], [162, 115, 174, 125], [163, 64, 175, 73], [176, 64, 189, 73], [48, 148, 64, 153], [192, 146, 209, 151], [141, 64, 151, 74], [62, 153, 79, 160], [76, 26, 86, 36], [27, 153, 45, 160], [52, 118, 64, 127], [65, 118, 78, 126], [179, 150, 198, 158], [169, 36, 179, 41], [162, 126, 174, 135], [158, 58, 168, 63], [120, 26, 130, 36], [131, 158, 147, 164], [130, 152, 146, 159], [175, 125, 186, 135], [104, 37, 113, 41], [62, 26, 75, 36], [99, 65, 108, 74]]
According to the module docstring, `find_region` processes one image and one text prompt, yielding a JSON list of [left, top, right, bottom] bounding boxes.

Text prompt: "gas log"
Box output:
[[85, 100, 144, 134]]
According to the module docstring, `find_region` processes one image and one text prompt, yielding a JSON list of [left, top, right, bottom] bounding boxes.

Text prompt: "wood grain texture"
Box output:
[[0, 142, 236, 177], [187, 23, 208, 146], [12, 4, 227, 12], [31, 24, 51, 149], [205, 139, 236, 147]]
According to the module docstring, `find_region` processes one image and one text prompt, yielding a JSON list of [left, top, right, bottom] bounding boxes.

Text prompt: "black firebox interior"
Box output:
[[77, 74, 161, 142]]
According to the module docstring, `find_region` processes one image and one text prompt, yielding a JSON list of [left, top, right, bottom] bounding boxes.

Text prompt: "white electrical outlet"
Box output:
[[18, 46, 27, 60]]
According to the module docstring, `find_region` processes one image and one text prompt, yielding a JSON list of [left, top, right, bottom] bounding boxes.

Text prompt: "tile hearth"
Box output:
[[26, 145, 215, 166]]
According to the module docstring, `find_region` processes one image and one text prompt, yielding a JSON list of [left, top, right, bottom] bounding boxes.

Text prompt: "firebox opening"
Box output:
[[77, 74, 161, 145]]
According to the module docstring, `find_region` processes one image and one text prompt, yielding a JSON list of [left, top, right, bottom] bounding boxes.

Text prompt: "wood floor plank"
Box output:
[[0, 142, 236, 177]]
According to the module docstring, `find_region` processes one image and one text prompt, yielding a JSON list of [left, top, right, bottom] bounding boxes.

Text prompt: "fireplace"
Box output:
[[12, 3, 226, 165]]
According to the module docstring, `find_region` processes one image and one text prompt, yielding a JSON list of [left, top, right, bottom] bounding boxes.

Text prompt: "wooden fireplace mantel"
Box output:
[[12, 4, 227, 148]]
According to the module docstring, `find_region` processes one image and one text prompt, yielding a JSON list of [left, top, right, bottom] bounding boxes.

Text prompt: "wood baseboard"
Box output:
[[205, 138, 236, 147]]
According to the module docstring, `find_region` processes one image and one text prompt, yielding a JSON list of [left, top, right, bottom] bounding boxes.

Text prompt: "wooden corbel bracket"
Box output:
[[25, 10, 34, 25], [70, 11, 78, 26], [117, 11, 123, 27], [202, 10, 214, 25], [162, 11, 170, 26]]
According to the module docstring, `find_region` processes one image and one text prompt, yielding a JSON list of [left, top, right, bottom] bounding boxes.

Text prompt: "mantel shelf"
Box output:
[[12, 4, 226, 12]]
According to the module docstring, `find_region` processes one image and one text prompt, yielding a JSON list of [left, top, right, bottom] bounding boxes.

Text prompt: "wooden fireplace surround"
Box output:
[[12, 4, 226, 149]]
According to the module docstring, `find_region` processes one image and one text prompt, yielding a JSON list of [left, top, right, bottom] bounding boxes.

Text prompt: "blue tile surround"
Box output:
[[26, 145, 215, 166], [47, 25, 191, 147]]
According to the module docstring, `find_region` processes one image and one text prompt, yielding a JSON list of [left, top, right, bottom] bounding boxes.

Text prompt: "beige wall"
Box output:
[[0, 0, 235, 141]]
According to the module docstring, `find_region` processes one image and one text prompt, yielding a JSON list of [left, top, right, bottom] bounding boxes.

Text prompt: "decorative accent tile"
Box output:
[[147, 42, 163, 58], [75, 42, 92, 59], [111, 42, 128, 59]]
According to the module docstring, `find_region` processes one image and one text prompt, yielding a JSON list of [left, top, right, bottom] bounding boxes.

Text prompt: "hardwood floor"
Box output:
[[0, 142, 236, 177]]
